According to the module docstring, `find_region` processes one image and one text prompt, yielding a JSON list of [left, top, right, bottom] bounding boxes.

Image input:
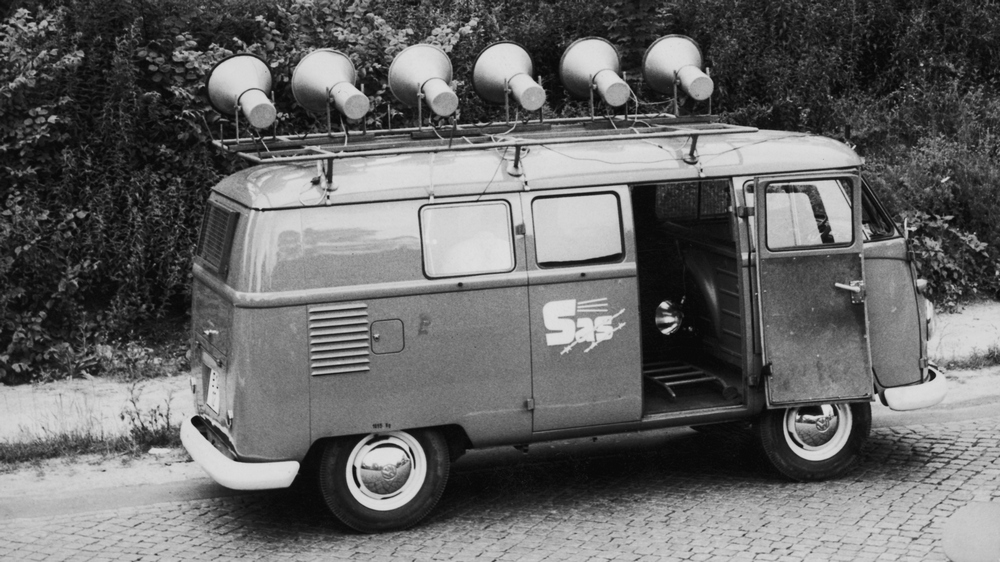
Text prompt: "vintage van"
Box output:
[[181, 39, 947, 532]]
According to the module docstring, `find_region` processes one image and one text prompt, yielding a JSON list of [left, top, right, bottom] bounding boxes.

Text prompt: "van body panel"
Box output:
[[758, 252, 872, 404], [229, 305, 312, 461], [212, 151, 523, 210], [754, 174, 874, 405], [864, 237, 924, 389], [528, 277, 643, 431], [192, 277, 233, 361], [524, 132, 861, 191], [308, 287, 533, 446], [241, 201, 423, 294], [521, 185, 643, 431]]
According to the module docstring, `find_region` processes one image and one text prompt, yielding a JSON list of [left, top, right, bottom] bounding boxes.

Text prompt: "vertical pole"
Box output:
[[417, 92, 424, 131], [589, 74, 595, 121]]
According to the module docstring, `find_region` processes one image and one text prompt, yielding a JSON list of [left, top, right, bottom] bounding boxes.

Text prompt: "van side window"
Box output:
[[533, 193, 624, 266], [861, 181, 898, 240], [765, 179, 853, 250], [654, 179, 730, 222], [420, 202, 514, 278]]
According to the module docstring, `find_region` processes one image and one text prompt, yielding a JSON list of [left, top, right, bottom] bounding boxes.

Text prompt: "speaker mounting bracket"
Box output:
[[506, 145, 524, 177], [683, 134, 700, 165]]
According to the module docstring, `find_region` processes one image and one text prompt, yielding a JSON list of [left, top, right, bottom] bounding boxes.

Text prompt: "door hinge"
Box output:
[[737, 206, 755, 218], [524, 398, 535, 411]]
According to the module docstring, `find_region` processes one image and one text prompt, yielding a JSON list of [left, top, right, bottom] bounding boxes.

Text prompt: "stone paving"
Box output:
[[2, 415, 999, 561]]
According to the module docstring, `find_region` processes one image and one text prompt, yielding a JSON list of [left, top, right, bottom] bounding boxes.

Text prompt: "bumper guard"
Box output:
[[882, 364, 948, 412], [181, 416, 300, 490]]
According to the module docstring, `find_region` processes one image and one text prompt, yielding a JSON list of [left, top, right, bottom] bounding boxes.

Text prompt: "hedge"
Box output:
[[2, 0, 999, 382]]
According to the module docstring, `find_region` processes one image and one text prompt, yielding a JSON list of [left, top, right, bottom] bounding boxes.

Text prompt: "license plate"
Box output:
[[206, 369, 221, 414]]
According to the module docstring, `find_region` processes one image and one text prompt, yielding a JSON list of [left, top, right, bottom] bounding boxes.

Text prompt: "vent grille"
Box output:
[[309, 303, 370, 376], [198, 203, 239, 276]]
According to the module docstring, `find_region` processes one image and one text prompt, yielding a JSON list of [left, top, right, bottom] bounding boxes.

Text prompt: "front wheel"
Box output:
[[318, 429, 450, 533], [757, 402, 871, 481]]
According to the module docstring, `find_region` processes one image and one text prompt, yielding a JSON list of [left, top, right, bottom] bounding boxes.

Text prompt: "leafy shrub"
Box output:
[[903, 212, 996, 310]]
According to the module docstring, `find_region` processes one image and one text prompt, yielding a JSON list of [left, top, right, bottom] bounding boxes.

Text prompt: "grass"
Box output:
[[0, 383, 181, 473], [944, 344, 1000, 371]]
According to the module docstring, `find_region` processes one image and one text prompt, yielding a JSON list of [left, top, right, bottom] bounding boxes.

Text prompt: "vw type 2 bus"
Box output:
[[181, 38, 947, 532]]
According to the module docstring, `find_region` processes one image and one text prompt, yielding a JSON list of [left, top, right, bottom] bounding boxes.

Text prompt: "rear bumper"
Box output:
[[181, 416, 300, 490], [882, 364, 948, 411]]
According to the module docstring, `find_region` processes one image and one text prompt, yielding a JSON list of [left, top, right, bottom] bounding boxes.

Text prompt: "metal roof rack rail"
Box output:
[[211, 114, 758, 169]]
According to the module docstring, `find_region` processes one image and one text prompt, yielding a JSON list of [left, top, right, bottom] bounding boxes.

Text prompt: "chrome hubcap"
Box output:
[[783, 403, 852, 462], [346, 432, 426, 511]]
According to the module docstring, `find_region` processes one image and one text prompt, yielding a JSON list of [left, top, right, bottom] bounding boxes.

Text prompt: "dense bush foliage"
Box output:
[[2, 0, 999, 382]]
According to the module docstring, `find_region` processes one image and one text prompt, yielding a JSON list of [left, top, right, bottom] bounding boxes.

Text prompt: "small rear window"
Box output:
[[198, 202, 239, 276]]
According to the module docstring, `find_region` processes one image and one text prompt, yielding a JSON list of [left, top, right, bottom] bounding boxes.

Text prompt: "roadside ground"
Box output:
[[0, 300, 998, 521]]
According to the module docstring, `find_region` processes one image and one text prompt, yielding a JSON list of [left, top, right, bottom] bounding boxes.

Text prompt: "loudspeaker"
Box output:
[[559, 37, 630, 107], [472, 42, 546, 112], [643, 35, 713, 101], [291, 49, 369, 120], [388, 44, 459, 117], [205, 53, 276, 129]]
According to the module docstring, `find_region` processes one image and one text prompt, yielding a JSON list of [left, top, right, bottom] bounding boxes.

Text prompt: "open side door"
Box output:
[[752, 173, 873, 406]]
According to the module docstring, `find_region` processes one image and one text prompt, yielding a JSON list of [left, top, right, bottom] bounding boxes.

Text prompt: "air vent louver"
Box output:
[[309, 303, 370, 376], [198, 203, 239, 276]]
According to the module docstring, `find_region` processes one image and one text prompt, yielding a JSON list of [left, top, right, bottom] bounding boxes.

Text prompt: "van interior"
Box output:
[[632, 180, 747, 417]]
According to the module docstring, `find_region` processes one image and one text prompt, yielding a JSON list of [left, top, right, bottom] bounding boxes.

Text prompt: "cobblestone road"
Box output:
[[2, 416, 999, 562]]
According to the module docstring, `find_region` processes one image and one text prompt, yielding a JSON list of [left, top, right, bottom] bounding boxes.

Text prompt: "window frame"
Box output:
[[530, 191, 626, 269], [419, 200, 516, 279], [761, 177, 856, 252]]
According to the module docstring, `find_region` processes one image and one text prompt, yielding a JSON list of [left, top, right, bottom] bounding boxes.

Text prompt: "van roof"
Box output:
[[213, 128, 861, 210]]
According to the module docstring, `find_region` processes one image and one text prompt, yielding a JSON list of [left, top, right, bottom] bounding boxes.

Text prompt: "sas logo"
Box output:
[[543, 298, 626, 355]]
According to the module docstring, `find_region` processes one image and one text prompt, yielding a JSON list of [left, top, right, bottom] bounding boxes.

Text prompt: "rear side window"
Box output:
[[198, 202, 239, 276], [654, 179, 730, 222], [532, 193, 624, 266], [421, 201, 514, 278], [765, 179, 853, 250]]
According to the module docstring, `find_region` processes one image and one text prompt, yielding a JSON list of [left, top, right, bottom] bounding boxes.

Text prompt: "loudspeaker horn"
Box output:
[[388, 44, 459, 117], [643, 35, 713, 101], [559, 37, 630, 107], [473, 42, 546, 112], [205, 53, 276, 129], [291, 49, 369, 120]]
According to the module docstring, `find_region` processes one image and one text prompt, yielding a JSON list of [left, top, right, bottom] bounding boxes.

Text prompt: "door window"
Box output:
[[764, 179, 853, 250], [420, 201, 514, 277], [532, 193, 624, 266]]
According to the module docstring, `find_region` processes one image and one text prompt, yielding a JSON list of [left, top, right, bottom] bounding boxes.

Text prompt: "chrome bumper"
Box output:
[[181, 416, 299, 490], [882, 364, 948, 411]]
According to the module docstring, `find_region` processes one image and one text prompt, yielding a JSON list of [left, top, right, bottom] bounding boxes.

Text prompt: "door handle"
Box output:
[[834, 282, 860, 293], [834, 281, 865, 304]]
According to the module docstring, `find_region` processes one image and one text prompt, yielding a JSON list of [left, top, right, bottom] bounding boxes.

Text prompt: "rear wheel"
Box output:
[[318, 429, 450, 533], [757, 402, 870, 481]]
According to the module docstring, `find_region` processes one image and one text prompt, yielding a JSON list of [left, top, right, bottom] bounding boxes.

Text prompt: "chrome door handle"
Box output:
[[834, 281, 865, 304], [834, 282, 861, 293]]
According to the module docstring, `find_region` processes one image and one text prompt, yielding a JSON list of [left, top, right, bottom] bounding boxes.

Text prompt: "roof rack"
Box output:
[[212, 114, 758, 180]]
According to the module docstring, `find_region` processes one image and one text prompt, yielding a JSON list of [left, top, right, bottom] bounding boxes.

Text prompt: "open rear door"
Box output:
[[753, 174, 872, 406]]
